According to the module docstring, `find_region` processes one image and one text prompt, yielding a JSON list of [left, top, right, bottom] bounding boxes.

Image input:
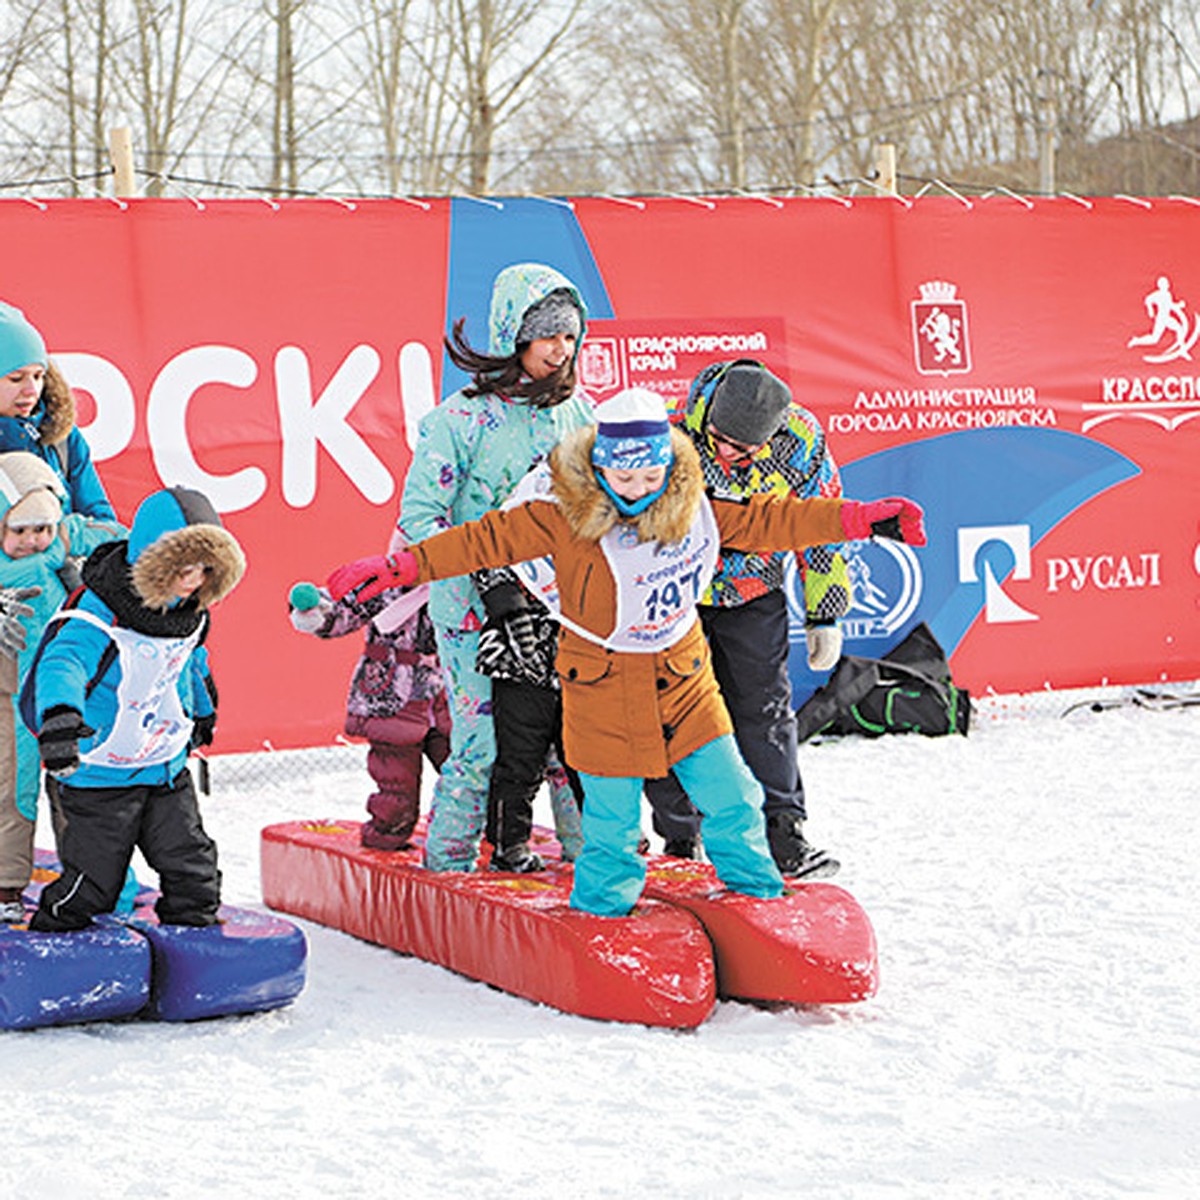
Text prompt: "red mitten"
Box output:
[[327, 551, 419, 603], [840, 497, 927, 546]]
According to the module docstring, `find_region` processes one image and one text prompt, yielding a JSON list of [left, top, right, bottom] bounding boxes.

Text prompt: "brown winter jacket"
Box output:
[[410, 426, 847, 778]]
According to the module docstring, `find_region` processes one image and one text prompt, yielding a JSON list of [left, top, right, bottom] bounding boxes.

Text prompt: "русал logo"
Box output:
[[958, 524, 1037, 624]]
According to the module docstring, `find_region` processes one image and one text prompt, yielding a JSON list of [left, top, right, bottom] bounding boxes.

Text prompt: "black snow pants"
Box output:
[[486, 677, 583, 852], [30, 768, 221, 932], [644, 590, 807, 842]]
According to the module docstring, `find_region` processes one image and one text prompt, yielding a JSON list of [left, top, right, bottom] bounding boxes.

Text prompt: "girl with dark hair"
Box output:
[[391, 264, 594, 873]]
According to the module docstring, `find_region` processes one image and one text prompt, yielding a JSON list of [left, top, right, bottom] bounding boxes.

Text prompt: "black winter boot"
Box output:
[[489, 843, 546, 874], [766, 813, 841, 880], [0, 886, 26, 924], [662, 837, 700, 860]]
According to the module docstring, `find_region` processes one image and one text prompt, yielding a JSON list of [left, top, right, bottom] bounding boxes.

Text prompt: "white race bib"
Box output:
[[58, 608, 203, 769], [503, 461, 561, 616], [556, 497, 720, 652]]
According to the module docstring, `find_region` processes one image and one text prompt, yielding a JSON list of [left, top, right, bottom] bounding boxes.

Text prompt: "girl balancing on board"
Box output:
[[329, 387, 926, 918]]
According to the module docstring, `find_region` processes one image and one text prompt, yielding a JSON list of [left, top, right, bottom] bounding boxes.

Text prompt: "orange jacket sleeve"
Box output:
[[712, 495, 846, 553], [410, 500, 561, 583]]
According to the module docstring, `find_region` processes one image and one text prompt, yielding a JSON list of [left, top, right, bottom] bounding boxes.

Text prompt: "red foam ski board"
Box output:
[[260, 819, 716, 1028], [643, 858, 879, 1004]]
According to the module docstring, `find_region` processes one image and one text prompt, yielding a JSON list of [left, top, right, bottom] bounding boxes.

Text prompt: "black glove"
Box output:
[[38, 706, 95, 778], [479, 578, 527, 621], [0, 585, 41, 658], [479, 577, 539, 661], [503, 609, 540, 664], [190, 713, 216, 750]]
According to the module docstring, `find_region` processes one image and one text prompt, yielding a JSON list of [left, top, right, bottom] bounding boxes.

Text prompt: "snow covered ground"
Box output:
[[5, 690, 1198, 1199]]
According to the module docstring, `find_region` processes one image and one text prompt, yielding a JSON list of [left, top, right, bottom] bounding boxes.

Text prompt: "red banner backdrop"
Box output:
[[2, 196, 1197, 751]]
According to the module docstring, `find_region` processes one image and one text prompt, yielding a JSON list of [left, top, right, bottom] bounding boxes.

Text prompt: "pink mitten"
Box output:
[[327, 551, 419, 603], [840, 497, 926, 546]]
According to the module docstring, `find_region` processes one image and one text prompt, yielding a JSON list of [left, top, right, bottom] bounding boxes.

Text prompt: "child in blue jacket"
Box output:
[[25, 486, 245, 932]]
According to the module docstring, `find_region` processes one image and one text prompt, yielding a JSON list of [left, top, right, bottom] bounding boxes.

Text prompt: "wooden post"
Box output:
[[108, 127, 136, 198], [1036, 71, 1057, 197], [875, 143, 898, 194], [1037, 94, 1056, 196]]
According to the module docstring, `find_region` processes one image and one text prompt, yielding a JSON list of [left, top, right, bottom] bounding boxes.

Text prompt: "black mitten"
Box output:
[[190, 713, 217, 750], [38, 706, 95, 778], [503, 609, 540, 664], [479, 578, 527, 621], [479, 574, 540, 665]]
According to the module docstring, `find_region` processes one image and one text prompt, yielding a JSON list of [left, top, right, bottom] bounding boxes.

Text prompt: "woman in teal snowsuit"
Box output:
[[0, 451, 125, 921], [397, 264, 594, 871], [0, 301, 117, 520]]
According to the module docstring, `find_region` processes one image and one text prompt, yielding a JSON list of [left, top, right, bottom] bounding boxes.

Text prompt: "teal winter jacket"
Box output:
[[399, 263, 595, 631]]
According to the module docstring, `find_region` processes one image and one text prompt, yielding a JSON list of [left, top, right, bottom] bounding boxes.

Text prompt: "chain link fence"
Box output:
[[196, 679, 1200, 795], [195, 740, 368, 794]]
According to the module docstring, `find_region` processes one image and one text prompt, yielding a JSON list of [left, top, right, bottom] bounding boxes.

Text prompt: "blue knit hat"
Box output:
[[592, 388, 673, 470], [0, 303, 48, 378]]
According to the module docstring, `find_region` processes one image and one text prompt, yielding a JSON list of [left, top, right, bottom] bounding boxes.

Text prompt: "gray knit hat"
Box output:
[[516, 289, 582, 344], [707, 364, 792, 445]]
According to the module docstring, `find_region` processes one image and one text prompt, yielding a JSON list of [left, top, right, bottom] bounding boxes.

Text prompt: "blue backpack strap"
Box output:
[[17, 592, 119, 732]]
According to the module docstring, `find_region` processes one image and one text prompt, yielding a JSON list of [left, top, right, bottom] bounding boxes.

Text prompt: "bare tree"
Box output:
[[757, 0, 849, 186], [270, 0, 302, 193], [446, 0, 587, 193], [325, 0, 460, 194], [94, 1, 267, 195], [0, 2, 46, 107], [5, 0, 1200, 198], [0, 2, 66, 187]]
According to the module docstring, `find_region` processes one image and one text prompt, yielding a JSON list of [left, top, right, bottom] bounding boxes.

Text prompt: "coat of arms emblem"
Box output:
[[911, 281, 971, 376]]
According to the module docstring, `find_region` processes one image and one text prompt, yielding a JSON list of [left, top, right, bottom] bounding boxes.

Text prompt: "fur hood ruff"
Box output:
[[132, 522, 245, 611], [36, 361, 77, 446], [550, 426, 704, 545]]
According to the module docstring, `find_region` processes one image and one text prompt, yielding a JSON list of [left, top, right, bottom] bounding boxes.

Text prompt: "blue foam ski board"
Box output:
[[115, 900, 309, 1022], [0, 914, 151, 1031], [24, 849, 307, 1025]]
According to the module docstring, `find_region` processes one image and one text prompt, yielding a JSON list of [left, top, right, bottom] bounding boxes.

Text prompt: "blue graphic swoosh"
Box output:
[[444, 198, 614, 393], [840, 426, 1140, 655]]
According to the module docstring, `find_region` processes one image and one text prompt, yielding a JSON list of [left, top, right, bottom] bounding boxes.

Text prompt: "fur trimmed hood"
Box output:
[[550, 425, 705, 545], [128, 487, 246, 611], [32, 361, 76, 446]]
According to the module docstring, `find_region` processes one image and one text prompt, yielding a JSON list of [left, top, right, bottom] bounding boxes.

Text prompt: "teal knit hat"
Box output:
[[0, 303, 48, 377]]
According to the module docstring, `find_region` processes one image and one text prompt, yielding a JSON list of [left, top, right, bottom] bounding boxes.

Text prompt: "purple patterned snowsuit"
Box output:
[[305, 584, 451, 850]]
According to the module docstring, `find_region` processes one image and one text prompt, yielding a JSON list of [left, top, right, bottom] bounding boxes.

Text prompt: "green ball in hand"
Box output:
[[289, 582, 322, 611]]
